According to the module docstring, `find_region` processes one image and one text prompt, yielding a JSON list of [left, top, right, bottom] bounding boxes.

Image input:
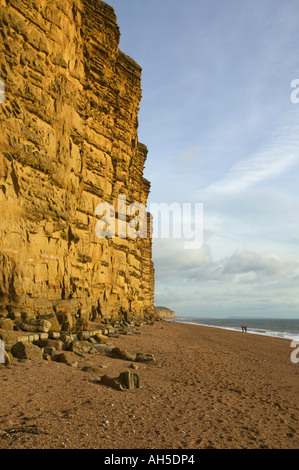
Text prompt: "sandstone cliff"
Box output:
[[154, 307, 175, 320], [0, 0, 155, 327]]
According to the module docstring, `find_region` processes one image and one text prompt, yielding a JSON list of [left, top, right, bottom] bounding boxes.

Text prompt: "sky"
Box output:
[[107, 0, 299, 318]]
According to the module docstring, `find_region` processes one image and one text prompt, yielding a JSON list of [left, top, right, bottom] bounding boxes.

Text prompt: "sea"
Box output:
[[171, 316, 299, 341]]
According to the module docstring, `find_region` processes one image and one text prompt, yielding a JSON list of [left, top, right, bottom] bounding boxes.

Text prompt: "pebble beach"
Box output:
[[0, 320, 298, 449]]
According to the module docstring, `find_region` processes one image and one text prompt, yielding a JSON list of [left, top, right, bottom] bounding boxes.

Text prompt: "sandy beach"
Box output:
[[0, 320, 298, 450]]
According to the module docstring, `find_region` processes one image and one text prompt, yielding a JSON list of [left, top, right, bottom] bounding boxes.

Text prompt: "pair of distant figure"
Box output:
[[241, 325, 247, 333]]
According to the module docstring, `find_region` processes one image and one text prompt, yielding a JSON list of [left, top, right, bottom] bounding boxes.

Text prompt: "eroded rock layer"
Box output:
[[0, 0, 155, 325]]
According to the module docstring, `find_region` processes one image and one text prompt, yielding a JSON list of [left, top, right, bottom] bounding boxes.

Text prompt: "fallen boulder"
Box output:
[[43, 314, 61, 332], [0, 331, 18, 351], [81, 365, 103, 374], [111, 347, 156, 364], [0, 318, 14, 330], [11, 341, 43, 361], [56, 311, 75, 331], [19, 318, 52, 333]]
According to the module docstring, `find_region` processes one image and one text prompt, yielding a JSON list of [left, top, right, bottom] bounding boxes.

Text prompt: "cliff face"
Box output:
[[0, 0, 154, 325]]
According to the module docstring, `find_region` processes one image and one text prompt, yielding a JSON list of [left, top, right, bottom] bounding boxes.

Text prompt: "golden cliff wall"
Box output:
[[0, 0, 155, 325]]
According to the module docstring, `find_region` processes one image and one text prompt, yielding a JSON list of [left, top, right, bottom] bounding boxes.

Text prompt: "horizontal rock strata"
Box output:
[[0, 0, 155, 326]]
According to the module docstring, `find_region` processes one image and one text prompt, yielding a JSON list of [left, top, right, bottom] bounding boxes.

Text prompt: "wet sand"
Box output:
[[0, 321, 298, 449]]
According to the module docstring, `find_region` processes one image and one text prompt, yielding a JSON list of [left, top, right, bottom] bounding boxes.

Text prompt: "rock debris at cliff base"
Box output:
[[0, 321, 298, 449]]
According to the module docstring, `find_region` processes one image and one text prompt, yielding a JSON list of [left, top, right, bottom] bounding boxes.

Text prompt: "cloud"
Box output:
[[153, 239, 212, 281], [222, 251, 299, 280], [153, 242, 299, 317], [153, 238, 299, 285], [205, 110, 299, 193], [189, 251, 299, 284]]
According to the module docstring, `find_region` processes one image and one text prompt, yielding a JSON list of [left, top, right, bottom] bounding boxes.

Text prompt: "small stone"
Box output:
[[99, 375, 124, 391], [70, 340, 92, 355], [54, 351, 81, 365], [43, 346, 56, 356], [0, 430, 11, 439], [111, 347, 136, 362], [39, 339, 63, 351], [59, 333, 74, 343], [94, 343, 113, 352], [93, 333, 109, 344], [77, 331, 90, 341], [48, 332, 60, 339], [81, 365, 103, 374], [38, 333, 49, 340], [4, 351, 12, 366], [135, 353, 156, 364], [118, 371, 140, 390], [17, 336, 28, 343], [98, 371, 140, 391]]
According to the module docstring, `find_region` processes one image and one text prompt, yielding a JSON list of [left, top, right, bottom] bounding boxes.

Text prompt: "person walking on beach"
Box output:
[[241, 325, 244, 332]]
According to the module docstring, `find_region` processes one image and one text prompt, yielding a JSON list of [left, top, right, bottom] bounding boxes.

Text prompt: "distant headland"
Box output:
[[154, 307, 175, 319]]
